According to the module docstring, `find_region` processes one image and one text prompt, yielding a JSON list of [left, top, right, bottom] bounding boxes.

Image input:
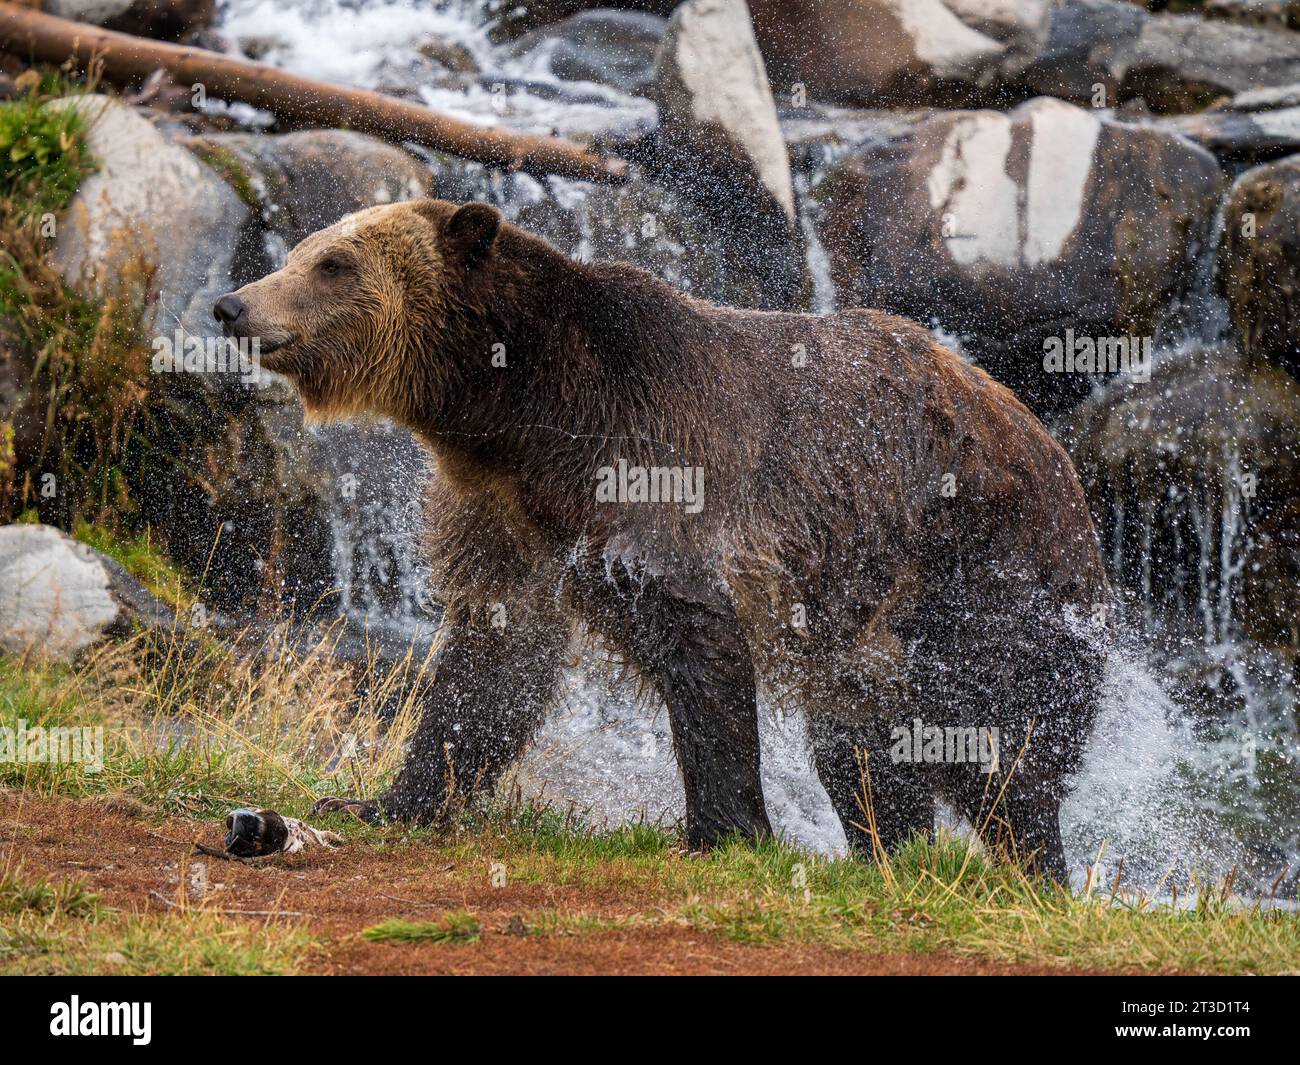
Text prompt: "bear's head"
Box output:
[[213, 198, 502, 421]]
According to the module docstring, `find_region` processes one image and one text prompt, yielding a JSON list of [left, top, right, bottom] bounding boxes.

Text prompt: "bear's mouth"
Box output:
[[250, 334, 296, 373]]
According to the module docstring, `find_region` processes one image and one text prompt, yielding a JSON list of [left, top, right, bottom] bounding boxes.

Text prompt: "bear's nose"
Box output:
[[213, 293, 247, 326]]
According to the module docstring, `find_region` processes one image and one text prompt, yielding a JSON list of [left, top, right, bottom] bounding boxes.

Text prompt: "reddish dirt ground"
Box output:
[[1, 793, 1124, 975]]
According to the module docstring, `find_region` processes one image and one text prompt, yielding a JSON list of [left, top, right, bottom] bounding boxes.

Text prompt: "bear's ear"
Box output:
[[443, 202, 501, 263]]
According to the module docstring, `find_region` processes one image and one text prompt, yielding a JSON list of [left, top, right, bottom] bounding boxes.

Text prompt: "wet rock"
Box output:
[[1220, 155, 1300, 378], [44, 0, 214, 40], [1157, 103, 1300, 163], [818, 97, 1223, 414], [513, 10, 667, 93], [0, 524, 172, 660], [415, 38, 481, 76], [1203, 0, 1300, 33], [748, 0, 1053, 107], [1060, 348, 1300, 652], [503, 169, 782, 309], [186, 129, 433, 260], [1014, 0, 1300, 112], [42, 0, 136, 22], [487, 0, 677, 42], [49, 96, 246, 338], [643, 0, 802, 309]]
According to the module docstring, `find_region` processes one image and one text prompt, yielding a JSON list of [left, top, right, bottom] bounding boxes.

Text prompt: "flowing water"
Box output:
[[214, 0, 1298, 891]]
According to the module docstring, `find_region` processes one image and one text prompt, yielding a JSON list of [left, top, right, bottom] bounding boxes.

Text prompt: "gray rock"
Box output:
[[0, 524, 170, 660], [818, 97, 1224, 414], [42, 0, 136, 22], [645, 0, 802, 308], [50, 95, 248, 339], [1219, 156, 1300, 378], [43, 0, 213, 40], [513, 10, 667, 94], [1203, 0, 1300, 33], [1014, 0, 1300, 112], [187, 129, 433, 259], [748, 0, 1053, 106], [1155, 104, 1300, 162]]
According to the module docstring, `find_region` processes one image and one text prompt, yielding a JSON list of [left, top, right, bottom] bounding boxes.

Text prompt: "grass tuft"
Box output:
[[364, 913, 482, 945]]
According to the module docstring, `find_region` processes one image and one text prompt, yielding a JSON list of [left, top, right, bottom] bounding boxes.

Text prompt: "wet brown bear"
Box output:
[[215, 198, 1110, 879]]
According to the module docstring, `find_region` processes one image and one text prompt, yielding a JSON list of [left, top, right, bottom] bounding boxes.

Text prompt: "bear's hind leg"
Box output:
[[810, 716, 934, 858]]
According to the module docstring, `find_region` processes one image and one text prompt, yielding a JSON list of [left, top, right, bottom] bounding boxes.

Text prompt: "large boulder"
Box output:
[[747, 0, 1054, 106], [0, 524, 171, 661], [1060, 349, 1300, 653], [1219, 155, 1300, 377], [642, 0, 802, 308], [50, 96, 246, 339], [184, 129, 433, 266], [818, 97, 1223, 413], [1015, 0, 1300, 112]]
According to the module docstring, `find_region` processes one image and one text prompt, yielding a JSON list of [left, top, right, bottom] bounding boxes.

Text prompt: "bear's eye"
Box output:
[[316, 258, 346, 277]]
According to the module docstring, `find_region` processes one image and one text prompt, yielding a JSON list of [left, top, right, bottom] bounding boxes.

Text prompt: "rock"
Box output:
[[1011, 0, 1148, 106], [1203, 0, 1300, 33], [0, 524, 171, 660], [1014, 0, 1300, 112], [42, 0, 136, 22], [513, 10, 667, 93], [415, 38, 480, 76], [186, 129, 433, 257], [1156, 103, 1300, 163], [1220, 82, 1300, 111], [645, 0, 802, 309], [487, 0, 678, 42], [43, 0, 213, 40], [50, 95, 247, 339], [818, 96, 1223, 414], [748, 0, 1053, 106], [1060, 349, 1300, 652], [1219, 156, 1300, 377]]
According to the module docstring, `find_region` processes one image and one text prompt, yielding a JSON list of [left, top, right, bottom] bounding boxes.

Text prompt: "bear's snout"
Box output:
[[213, 293, 248, 335]]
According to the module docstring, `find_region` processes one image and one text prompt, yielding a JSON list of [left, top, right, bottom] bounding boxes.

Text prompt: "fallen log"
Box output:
[[0, 2, 628, 183]]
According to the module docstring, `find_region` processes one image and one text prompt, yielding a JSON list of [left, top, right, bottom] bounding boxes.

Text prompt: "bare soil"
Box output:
[[1, 794, 1130, 975]]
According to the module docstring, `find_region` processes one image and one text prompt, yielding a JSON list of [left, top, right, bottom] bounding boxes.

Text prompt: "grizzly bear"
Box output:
[[214, 198, 1110, 880]]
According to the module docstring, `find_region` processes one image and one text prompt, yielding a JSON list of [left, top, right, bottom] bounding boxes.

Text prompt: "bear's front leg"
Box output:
[[577, 560, 773, 851], [379, 607, 569, 825]]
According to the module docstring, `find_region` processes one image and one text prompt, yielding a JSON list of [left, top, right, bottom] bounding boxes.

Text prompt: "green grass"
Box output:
[[72, 520, 194, 612], [363, 913, 482, 945], [0, 87, 94, 218], [0, 870, 310, 975], [379, 799, 1300, 974]]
